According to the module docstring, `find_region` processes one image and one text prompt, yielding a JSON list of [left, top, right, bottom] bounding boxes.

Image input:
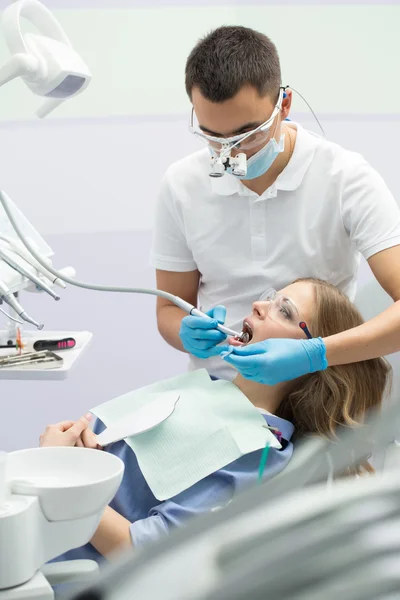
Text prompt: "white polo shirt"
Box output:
[[150, 124, 400, 380]]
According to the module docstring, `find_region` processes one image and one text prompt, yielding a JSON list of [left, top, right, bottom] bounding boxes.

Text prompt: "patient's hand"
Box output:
[[39, 413, 96, 448], [76, 423, 101, 450]]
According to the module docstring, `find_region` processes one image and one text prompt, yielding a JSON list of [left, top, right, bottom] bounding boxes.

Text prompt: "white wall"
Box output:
[[0, 2, 399, 451]]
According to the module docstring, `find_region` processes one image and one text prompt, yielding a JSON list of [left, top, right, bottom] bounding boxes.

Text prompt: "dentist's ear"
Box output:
[[281, 89, 292, 120]]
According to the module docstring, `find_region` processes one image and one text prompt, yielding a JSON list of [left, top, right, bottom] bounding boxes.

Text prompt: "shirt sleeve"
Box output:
[[130, 472, 234, 548], [149, 171, 198, 272], [341, 157, 400, 260]]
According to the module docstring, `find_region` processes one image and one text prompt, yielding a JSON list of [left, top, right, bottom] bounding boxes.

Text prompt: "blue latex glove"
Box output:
[[179, 305, 228, 359], [222, 337, 328, 385]]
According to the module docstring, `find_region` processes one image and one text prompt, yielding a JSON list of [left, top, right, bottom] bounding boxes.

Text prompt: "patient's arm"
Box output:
[[129, 469, 235, 549], [90, 506, 133, 558], [89, 461, 235, 557]]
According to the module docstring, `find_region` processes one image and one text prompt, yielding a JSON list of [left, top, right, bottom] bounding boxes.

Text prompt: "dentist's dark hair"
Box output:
[[185, 25, 281, 102]]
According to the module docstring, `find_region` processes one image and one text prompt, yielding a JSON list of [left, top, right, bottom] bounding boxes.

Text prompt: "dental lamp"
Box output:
[[0, 0, 91, 118]]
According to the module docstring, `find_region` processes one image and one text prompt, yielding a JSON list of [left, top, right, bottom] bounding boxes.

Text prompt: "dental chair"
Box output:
[[355, 275, 400, 472], [68, 390, 400, 600]]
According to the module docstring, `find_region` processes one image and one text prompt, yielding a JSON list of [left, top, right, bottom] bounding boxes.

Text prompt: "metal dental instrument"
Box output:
[[0, 190, 242, 339], [0, 349, 61, 369], [0, 277, 43, 329], [236, 331, 249, 343], [0, 245, 60, 300]]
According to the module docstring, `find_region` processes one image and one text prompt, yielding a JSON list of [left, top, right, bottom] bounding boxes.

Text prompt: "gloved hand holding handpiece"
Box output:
[[179, 305, 230, 359]]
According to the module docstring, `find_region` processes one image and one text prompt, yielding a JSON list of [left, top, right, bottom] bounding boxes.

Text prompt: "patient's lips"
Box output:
[[229, 336, 244, 347], [241, 319, 254, 342]]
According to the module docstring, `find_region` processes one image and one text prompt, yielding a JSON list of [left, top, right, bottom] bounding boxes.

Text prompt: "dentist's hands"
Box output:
[[222, 337, 328, 385], [179, 305, 229, 359], [39, 413, 101, 449]]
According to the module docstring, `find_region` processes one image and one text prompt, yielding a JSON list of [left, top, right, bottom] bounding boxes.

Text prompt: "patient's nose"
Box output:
[[252, 301, 268, 320]]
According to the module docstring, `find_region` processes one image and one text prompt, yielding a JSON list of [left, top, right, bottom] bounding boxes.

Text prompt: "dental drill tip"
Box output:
[[42, 287, 61, 301], [20, 312, 44, 330], [235, 331, 250, 344]]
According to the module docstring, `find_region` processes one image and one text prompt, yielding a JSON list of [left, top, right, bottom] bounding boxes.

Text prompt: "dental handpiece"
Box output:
[[172, 297, 241, 338], [190, 308, 240, 337], [0, 279, 43, 329], [0, 234, 66, 289], [0, 246, 60, 300]]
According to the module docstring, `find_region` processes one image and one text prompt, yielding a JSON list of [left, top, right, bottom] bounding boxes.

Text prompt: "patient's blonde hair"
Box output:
[[276, 278, 391, 474]]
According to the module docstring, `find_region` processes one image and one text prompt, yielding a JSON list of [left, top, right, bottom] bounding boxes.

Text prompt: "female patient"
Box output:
[[40, 277, 390, 563]]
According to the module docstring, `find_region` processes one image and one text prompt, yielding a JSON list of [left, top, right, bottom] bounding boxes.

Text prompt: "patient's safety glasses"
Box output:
[[259, 288, 313, 339]]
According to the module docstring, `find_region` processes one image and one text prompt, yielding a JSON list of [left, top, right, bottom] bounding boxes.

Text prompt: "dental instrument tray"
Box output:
[[0, 350, 63, 370]]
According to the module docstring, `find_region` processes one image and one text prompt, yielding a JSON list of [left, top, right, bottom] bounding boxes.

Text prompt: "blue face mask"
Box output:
[[240, 134, 285, 181]]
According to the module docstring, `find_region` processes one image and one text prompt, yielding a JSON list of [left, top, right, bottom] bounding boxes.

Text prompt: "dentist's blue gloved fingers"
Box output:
[[211, 305, 227, 324], [222, 337, 328, 385], [180, 305, 229, 359]]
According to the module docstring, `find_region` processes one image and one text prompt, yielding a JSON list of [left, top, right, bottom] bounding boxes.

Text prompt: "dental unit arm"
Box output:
[[0, 277, 43, 329], [0, 190, 244, 340], [0, 234, 66, 289], [0, 244, 60, 301], [0, 190, 76, 338]]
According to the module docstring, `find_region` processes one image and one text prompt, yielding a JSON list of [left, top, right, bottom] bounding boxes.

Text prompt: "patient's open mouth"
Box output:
[[236, 320, 253, 344]]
